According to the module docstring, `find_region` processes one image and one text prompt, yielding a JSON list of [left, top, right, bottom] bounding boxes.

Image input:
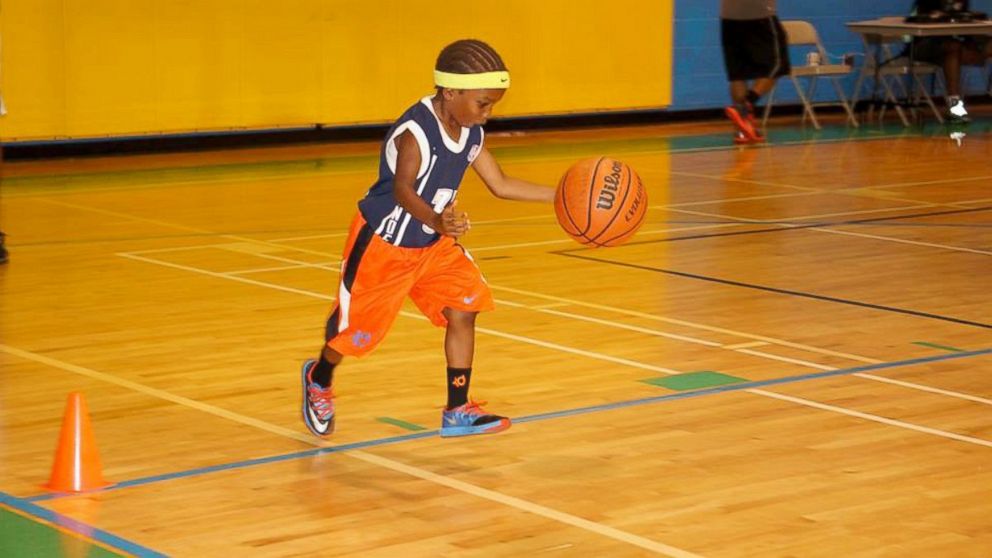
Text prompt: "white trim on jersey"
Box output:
[[766, 17, 782, 80], [336, 260, 352, 332], [420, 96, 469, 153], [385, 120, 430, 178], [393, 153, 439, 246]]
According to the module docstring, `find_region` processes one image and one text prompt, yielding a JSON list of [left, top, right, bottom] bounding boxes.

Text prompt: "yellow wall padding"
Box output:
[[0, 0, 673, 141]]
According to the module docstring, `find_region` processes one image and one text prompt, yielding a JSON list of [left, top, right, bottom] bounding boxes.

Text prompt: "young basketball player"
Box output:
[[301, 39, 555, 438]]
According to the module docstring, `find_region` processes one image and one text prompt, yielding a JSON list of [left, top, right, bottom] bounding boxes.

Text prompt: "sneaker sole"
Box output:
[[301, 359, 335, 437], [440, 417, 511, 438], [725, 107, 762, 142]]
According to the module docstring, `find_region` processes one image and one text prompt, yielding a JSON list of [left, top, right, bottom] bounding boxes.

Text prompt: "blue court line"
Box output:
[[0, 490, 166, 557], [25, 347, 991, 504], [28, 431, 438, 503]]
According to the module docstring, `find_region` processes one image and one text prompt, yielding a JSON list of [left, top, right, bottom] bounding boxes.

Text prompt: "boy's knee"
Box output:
[[321, 345, 344, 364], [444, 308, 477, 329]]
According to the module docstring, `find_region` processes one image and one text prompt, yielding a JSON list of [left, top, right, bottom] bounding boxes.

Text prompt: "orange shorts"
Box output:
[[325, 214, 495, 357]]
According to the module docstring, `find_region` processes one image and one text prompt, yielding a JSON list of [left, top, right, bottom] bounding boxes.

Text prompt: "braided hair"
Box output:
[[435, 39, 507, 75]]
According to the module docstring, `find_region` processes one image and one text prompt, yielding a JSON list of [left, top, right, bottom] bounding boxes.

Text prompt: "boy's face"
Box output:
[[445, 88, 505, 127]]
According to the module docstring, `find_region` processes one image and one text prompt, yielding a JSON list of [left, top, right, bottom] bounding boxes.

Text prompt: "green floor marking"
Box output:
[[641, 371, 747, 391], [0, 505, 125, 558], [376, 417, 427, 431], [913, 341, 965, 353]]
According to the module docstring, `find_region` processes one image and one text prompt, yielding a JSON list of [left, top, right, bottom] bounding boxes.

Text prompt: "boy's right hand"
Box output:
[[435, 201, 470, 238]]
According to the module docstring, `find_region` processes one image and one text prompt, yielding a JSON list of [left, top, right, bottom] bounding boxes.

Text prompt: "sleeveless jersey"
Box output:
[[358, 96, 485, 248]]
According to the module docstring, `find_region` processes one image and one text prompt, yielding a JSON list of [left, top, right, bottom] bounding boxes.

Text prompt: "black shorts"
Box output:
[[721, 16, 791, 81]]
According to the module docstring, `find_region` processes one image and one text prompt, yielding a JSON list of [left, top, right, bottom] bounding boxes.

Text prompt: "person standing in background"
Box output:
[[909, 0, 992, 122], [720, 0, 790, 143]]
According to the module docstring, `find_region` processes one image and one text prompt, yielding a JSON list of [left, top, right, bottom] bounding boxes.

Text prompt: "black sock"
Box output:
[[746, 89, 761, 105], [311, 356, 336, 388], [446, 367, 472, 409]]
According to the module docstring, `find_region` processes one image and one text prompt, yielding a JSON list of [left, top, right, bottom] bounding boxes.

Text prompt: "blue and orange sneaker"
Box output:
[[301, 359, 335, 437], [440, 400, 510, 438]]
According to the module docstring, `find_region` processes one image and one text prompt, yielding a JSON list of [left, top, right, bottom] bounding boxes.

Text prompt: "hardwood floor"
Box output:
[[1, 113, 990, 557]]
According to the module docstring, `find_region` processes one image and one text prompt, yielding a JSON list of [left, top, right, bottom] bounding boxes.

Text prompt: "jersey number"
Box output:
[[422, 188, 455, 234]]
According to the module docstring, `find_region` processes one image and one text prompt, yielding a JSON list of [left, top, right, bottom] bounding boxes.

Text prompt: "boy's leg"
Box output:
[[301, 345, 342, 437], [301, 214, 413, 437], [439, 308, 510, 438], [407, 238, 507, 437], [443, 308, 475, 408]]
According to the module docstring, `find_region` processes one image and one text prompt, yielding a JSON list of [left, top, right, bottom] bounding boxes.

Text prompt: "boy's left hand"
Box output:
[[438, 201, 470, 238]]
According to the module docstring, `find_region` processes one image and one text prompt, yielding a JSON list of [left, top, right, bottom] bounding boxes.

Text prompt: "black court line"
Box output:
[[554, 252, 992, 330], [590, 205, 992, 248]]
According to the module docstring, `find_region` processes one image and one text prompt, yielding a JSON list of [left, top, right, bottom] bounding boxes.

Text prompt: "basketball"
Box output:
[[554, 157, 647, 247]]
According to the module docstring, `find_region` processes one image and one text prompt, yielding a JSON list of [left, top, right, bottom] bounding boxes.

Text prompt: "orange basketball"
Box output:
[[554, 157, 647, 247]]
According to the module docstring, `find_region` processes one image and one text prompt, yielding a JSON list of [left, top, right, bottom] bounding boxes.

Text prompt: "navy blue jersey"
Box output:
[[358, 96, 485, 248]]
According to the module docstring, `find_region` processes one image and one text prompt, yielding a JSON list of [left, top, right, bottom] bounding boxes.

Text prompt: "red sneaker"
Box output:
[[301, 359, 335, 436], [725, 105, 762, 142]]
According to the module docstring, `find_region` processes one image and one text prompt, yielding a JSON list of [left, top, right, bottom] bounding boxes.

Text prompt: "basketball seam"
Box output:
[[583, 157, 606, 236], [599, 179, 647, 246], [559, 168, 583, 235], [587, 161, 633, 243]]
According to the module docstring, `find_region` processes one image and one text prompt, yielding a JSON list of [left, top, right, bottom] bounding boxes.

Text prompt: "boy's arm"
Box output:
[[393, 130, 469, 237], [472, 147, 555, 203]]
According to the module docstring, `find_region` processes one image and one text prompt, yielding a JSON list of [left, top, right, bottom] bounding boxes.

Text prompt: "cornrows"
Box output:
[[435, 39, 507, 74]]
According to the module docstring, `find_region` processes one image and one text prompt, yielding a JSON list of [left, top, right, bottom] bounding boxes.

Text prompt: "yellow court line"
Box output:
[[118, 252, 683, 375], [667, 204, 935, 223], [1, 343, 698, 557], [850, 373, 992, 405], [485, 284, 880, 364], [125, 244, 992, 409], [467, 223, 747, 253], [33, 199, 991, 424], [666, 170, 819, 192], [117, 251, 992, 443], [664, 205, 992, 256], [665, 191, 816, 208], [871, 175, 992, 189], [348, 450, 703, 558], [0, 344, 319, 446], [34, 198, 334, 258], [667, 170, 992, 210], [140, 245, 992, 405], [750, 390, 992, 447], [722, 341, 770, 350], [809, 227, 992, 257]]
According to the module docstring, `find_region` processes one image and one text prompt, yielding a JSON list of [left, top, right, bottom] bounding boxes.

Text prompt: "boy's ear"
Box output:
[[442, 88, 456, 101]]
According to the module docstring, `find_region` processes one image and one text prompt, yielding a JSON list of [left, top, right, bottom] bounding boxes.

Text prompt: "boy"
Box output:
[[301, 39, 555, 438]]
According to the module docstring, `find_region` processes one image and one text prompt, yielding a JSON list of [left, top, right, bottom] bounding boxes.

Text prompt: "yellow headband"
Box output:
[[434, 70, 510, 89]]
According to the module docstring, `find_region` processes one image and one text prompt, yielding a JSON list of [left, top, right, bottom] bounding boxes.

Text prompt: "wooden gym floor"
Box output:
[[1, 111, 990, 557]]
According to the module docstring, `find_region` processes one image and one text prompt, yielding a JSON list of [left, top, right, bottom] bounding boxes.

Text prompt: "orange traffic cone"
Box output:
[[45, 392, 112, 492]]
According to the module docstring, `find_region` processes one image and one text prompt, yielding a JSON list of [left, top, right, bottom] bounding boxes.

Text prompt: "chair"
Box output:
[[761, 20, 859, 130], [849, 23, 946, 125]]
